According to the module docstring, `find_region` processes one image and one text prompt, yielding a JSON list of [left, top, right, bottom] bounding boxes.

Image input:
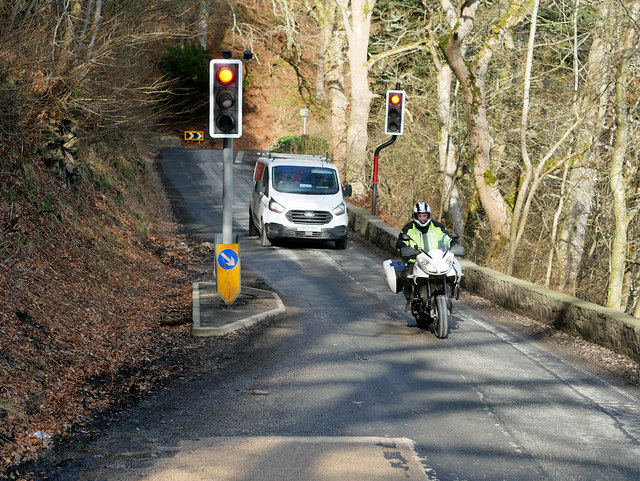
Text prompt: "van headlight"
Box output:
[[332, 202, 346, 216], [269, 199, 286, 213]]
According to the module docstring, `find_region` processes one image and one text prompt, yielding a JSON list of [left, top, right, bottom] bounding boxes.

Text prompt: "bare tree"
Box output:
[[505, 0, 586, 275], [557, 0, 615, 293], [335, 0, 377, 195], [307, 0, 348, 167], [198, 0, 209, 49], [440, 0, 535, 251], [606, 0, 640, 310], [429, 0, 464, 234]]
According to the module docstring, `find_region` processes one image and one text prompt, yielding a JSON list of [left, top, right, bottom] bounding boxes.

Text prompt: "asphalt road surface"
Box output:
[[35, 148, 640, 480]]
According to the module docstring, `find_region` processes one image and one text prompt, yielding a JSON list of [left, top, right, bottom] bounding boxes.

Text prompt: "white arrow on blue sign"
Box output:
[[217, 248, 239, 270]]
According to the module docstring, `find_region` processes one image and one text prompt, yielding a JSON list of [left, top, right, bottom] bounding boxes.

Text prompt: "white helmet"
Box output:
[[412, 201, 432, 227]]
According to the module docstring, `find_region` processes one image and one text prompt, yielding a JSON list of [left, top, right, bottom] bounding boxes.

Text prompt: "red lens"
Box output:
[[218, 68, 234, 84]]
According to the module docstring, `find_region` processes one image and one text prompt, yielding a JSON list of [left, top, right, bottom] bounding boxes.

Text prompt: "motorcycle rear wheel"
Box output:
[[434, 294, 449, 339]]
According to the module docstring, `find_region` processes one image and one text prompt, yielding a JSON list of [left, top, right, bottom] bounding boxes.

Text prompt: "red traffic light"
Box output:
[[210, 59, 243, 138], [385, 89, 405, 135], [217, 67, 234, 85]]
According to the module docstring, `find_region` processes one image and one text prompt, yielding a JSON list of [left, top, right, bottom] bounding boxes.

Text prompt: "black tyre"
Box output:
[[335, 236, 348, 249], [434, 294, 449, 339], [249, 209, 258, 236], [260, 220, 271, 247]]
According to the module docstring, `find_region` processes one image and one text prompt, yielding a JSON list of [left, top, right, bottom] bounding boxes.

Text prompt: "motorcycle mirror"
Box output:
[[450, 243, 465, 258], [450, 232, 460, 240], [399, 233, 411, 241]]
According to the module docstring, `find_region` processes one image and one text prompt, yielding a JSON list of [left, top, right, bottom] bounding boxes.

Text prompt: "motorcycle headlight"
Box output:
[[269, 199, 286, 213], [418, 257, 438, 274], [332, 202, 346, 216]]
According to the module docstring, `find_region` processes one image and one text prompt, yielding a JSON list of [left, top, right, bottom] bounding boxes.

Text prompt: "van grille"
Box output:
[[286, 210, 332, 225]]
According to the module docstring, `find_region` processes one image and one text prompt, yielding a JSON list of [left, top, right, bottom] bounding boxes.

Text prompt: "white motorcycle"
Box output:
[[383, 232, 464, 338]]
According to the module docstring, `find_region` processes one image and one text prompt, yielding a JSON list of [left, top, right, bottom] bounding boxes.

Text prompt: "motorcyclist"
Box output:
[[396, 201, 452, 311]]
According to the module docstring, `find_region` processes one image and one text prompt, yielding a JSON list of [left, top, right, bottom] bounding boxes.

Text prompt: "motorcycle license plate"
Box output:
[[297, 225, 322, 232]]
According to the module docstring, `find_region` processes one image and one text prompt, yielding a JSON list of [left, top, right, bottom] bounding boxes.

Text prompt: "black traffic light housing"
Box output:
[[210, 59, 242, 138], [384, 90, 405, 135]]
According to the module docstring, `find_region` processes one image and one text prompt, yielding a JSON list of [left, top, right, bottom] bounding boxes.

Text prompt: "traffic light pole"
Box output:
[[371, 135, 397, 215], [222, 137, 234, 244]]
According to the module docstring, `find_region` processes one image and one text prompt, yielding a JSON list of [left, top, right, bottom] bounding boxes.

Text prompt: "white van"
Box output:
[[249, 153, 352, 248]]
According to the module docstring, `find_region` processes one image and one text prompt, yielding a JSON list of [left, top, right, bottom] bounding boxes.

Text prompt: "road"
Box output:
[[38, 148, 640, 480]]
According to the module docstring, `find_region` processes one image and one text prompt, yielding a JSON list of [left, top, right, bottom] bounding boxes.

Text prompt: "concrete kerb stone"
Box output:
[[345, 202, 640, 362], [191, 283, 286, 337]]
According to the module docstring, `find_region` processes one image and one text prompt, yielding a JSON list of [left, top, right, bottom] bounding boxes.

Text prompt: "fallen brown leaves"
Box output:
[[0, 142, 204, 477]]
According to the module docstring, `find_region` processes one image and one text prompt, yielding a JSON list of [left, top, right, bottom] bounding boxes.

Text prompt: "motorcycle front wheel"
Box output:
[[434, 294, 449, 339]]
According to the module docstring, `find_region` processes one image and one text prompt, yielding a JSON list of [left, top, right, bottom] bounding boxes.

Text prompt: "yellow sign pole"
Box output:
[[215, 243, 241, 304]]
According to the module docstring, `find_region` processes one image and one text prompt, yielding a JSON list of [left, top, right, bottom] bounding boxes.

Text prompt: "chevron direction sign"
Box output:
[[184, 130, 204, 142]]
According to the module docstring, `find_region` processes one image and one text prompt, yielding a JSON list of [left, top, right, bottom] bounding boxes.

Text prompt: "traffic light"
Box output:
[[210, 59, 242, 138], [384, 90, 405, 135]]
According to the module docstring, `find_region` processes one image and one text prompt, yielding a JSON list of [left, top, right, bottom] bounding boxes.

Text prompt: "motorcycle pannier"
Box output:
[[382, 259, 404, 294]]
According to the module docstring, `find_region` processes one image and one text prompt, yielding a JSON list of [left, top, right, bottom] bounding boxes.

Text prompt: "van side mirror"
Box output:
[[343, 184, 352, 197]]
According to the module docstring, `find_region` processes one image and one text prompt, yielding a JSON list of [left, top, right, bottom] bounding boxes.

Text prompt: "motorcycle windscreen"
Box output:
[[421, 231, 451, 251]]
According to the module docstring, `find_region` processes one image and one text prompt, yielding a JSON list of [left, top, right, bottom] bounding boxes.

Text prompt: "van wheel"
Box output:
[[335, 236, 347, 249], [249, 209, 258, 236], [260, 220, 271, 247]]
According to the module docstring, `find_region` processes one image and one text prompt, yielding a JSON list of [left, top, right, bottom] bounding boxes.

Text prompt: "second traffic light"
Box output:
[[210, 59, 242, 138], [384, 90, 405, 135]]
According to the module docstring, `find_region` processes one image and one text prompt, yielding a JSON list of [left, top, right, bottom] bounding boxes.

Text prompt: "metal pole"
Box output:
[[303, 117, 307, 135], [371, 135, 397, 215], [372, 155, 379, 215], [222, 137, 234, 244]]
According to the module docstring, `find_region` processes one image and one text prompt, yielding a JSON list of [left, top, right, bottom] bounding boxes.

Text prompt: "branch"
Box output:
[[367, 41, 427, 69], [477, 0, 535, 76], [539, 117, 584, 177]]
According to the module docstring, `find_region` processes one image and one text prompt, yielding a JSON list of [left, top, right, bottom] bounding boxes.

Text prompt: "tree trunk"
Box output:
[[327, 27, 348, 169], [557, 1, 613, 291], [433, 1, 463, 234], [546, 0, 581, 287], [338, 0, 376, 195], [606, 2, 639, 310], [506, 0, 539, 274], [61, 0, 84, 57], [198, 0, 209, 49], [557, 167, 597, 292], [310, 0, 348, 170]]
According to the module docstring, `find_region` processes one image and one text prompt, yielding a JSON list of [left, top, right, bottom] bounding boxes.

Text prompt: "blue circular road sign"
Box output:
[[217, 248, 239, 270]]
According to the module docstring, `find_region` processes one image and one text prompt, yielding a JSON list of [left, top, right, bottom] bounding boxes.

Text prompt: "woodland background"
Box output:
[[0, 0, 639, 476]]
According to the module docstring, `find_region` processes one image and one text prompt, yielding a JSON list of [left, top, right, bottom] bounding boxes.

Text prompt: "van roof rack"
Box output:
[[263, 151, 334, 162]]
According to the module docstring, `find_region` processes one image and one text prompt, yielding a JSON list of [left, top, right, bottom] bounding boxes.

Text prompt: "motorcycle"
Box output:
[[383, 232, 464, 338]]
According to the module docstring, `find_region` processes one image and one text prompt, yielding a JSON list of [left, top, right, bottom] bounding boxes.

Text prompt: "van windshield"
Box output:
[[272, 166, 339, 195]]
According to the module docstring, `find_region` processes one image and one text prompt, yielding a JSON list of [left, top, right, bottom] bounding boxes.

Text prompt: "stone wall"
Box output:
[[346, 203, 640, 362]]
